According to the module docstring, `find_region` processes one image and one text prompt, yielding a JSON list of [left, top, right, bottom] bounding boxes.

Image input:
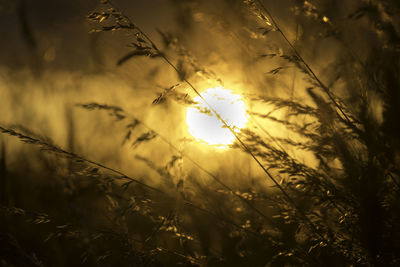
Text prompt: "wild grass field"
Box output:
[[1, 0, 400, 266]]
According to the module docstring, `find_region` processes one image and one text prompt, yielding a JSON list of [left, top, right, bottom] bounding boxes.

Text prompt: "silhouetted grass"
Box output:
[[1, 0, 400, 266]]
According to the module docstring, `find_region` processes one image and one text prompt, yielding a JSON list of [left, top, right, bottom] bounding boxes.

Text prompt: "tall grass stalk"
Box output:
[[1, 0, 400, 265]]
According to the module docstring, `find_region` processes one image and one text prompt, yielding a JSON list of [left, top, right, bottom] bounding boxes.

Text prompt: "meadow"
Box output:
[[1, 0, 400, 266]]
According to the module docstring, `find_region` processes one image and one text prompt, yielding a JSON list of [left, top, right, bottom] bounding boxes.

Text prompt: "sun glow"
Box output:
[[186, 87, 248, 148]]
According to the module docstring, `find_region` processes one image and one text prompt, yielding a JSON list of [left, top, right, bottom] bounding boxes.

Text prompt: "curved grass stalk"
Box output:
[[0, 125, 264, 240], [76, 102, 277, 227], [103, 0, 329, 245], [253, 0, 353, 126]]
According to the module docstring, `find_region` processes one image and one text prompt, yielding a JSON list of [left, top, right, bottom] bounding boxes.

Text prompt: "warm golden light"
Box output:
[[186, 87, 248, 148]]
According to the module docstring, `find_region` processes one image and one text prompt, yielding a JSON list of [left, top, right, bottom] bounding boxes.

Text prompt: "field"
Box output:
[[1, 0, 400, 266]]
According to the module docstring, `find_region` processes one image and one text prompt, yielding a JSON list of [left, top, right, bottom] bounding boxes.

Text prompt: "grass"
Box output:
[[1, 0, 400, 266]]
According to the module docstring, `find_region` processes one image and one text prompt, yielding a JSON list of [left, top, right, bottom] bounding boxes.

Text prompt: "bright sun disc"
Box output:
[[186, 87, 248, 148]]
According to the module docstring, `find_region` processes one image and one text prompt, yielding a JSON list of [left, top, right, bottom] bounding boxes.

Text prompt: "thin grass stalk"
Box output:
[[0, 126, 162, 193], [103, 0, 328, 245], [254, 0, 353, 126], [77, 103, 277, 226], [0, 125, 264, 239]]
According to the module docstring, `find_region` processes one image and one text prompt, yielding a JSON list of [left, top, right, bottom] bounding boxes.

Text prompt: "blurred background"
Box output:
[[0, 0, 308, 189], [1, 0, 399, 266], [0, 0, 363, 184]]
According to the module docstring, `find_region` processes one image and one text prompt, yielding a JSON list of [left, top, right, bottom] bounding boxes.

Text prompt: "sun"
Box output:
[[186, 87, 248, 148]]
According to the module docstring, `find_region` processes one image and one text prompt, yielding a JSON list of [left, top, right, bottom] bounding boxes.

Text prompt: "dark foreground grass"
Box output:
[[1, 0, 400, 266]]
